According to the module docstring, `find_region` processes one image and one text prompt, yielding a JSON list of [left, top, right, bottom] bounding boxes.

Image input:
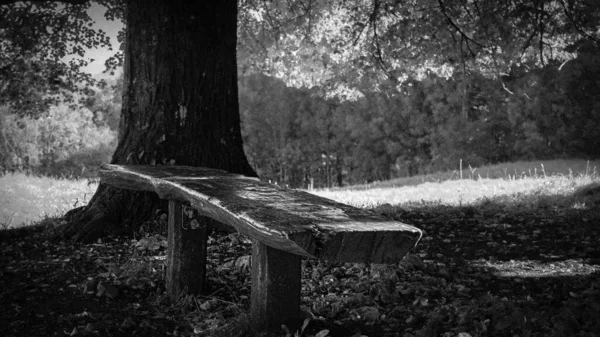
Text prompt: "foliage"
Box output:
[[239, 0, 600, 94], [2, 0, 599, 190], [0, 0, 123, 116], [235, 0, 600, 189], [0, 1, 124, 180], [82, 73, 123, 131], [240, 50, 600, 188], [0, 103, 116, 175]]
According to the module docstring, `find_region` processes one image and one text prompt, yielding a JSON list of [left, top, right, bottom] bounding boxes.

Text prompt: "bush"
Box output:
[[0, 103, 116, 177], [32, 142, 116, 178]]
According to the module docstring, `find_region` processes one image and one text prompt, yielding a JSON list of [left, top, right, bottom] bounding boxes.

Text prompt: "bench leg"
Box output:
[[251, 240, 301, 331], [166, 201, 208, 300]]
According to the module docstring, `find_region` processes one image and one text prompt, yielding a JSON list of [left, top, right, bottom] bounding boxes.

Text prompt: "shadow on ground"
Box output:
[[0, 182, 599, 337], [374, 183, 600, 337]]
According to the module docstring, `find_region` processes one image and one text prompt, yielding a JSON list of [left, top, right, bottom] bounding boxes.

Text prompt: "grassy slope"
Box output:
[[313, 159, 600, 208], [327, 158, 600, 191], [0, 173, 96, 229], [2, 159, 599, 228], [313, 175, 599, 208]]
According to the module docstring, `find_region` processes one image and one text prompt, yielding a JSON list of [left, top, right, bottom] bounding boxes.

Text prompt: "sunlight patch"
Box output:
[[471, 258, 600, 278]]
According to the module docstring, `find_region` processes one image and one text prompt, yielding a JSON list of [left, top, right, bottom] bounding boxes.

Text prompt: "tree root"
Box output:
[[60, 183, 165, 243]]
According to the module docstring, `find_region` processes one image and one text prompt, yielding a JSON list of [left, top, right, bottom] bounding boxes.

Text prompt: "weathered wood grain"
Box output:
[[166, 201, 208, 298], [100, 164, 422, 263], [251, 240, 301, 330]]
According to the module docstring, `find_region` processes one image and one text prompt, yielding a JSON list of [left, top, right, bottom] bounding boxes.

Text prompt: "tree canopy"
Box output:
[[0, 0, 123, 115], [239, 0, 600, 94], [3, 0, 598, 110]]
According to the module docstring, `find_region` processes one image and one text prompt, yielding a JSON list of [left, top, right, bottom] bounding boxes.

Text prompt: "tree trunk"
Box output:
[[335, 154, 343, 187], [64, 0, 256, 242]]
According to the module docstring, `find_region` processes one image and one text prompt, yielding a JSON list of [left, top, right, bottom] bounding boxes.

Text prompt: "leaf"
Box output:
[[103, 284, 119, 299], [234, 255, 251, 272], [315, 329, 329, 337], [399, 254, 425, 271], [84, 323, 96, 333], [350, 306, 380, 322], [135, 237, 149, 251], [120, 317, 136, 329]]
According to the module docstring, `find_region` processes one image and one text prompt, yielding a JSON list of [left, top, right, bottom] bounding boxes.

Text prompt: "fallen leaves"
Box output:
[[349, 306, 380, 322], [135, 234, 168, 252], [1, 201, 600, 336]]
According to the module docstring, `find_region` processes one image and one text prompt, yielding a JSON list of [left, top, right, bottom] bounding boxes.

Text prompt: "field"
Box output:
[[1, 159, 599, 337], [314, 172, 600, 210], [312, 159, 600, 208], [1, 159, 599, 228], [332, 159, 600, 191], [0, 173, 96, 229]]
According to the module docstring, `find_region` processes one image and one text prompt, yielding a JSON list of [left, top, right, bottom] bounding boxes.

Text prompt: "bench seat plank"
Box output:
[[100, 164, 422, 264]]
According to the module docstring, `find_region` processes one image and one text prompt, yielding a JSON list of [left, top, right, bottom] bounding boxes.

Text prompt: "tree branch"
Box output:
[[520, 29, 537, 60], [367, 0, 397, 84], [537, 1, 545, 67], [437, 0, 485, 58], [558, 0, 600, 46]]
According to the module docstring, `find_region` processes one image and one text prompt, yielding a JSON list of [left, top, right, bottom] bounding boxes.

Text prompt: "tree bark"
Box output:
[[166, 201, 208, 298], [64, 0, 256, 242], [251, 240, 301, 331]]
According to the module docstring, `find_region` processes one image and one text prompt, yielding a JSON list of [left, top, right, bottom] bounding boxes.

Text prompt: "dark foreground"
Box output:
[[1, 202, 599, 337]]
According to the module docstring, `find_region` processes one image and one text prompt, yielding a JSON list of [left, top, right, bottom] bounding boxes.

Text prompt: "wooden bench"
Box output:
[[99, 164, 422, 330]]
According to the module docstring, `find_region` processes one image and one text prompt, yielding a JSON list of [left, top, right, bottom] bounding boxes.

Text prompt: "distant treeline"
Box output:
[[0, 79, 121, 178], [239, 43, 600, 188]]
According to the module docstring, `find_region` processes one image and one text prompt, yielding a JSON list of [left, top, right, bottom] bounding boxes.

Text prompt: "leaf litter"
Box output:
[[0, 201, 599, 337]]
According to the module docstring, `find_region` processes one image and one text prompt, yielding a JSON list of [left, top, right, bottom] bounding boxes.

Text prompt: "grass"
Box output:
[[313, 174, 600, 208], [330, 158, 600, 191], [0, 172, 97, 229], [312, 159, 600, 208], [1, 158, 599, 228]]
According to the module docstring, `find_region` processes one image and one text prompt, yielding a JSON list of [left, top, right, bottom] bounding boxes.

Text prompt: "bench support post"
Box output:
[[166, 201, 208, 300], [251, 240, 301, 331]]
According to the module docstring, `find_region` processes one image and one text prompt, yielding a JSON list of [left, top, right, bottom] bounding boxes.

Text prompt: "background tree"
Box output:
[[235, 0, 599, 187], [0, 0, 113, 115], [0, 0, 123, 174]]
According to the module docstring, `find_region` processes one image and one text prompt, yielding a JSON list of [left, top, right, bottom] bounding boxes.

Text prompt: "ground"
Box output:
[[1, 201, 599, 337]]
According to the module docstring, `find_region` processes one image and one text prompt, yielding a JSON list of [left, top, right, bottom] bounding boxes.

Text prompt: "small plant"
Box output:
[[0, 213, 14, 230]]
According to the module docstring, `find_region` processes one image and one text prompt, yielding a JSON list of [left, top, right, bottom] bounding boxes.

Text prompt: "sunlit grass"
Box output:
[[0, 173, 98, 228], [2, 159, 599, 229], [311, 159, 600, 209], [332, 158, 600, 191], [312, 175, 598, 208], [454, 158, 599, 179]]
